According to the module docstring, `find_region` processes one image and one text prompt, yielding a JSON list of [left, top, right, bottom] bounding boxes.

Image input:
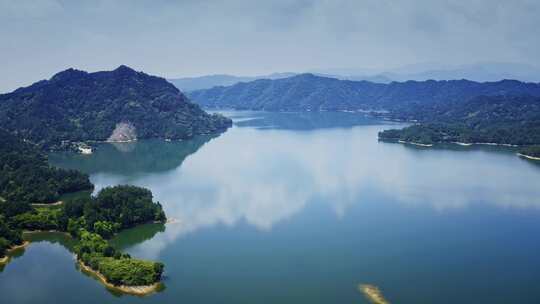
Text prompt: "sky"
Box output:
[[1, 0, 540, 92]]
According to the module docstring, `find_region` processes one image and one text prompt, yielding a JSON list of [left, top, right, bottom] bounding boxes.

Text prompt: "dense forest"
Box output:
[[1, 185, 166, 285], [0, 129, 93, 205], [188, 73, 540, 111], [0, 65, 231, 150], [0, 131, 166, 286], [76, 230, 163, 286], [379, 95, 540, 145]]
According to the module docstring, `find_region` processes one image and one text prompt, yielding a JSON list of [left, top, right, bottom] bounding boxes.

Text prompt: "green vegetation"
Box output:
[[4, 185, 165, 239], [519, 146, 540, 158], [379, 95, 540, 146], [76, 230, 163, 286], [0, 215, 24, 258], [0, 131, 166, 286], [1, 185, 166, 284], [62, 185, 166, 238], [188, 74, 540, 111], [12, 206, 63, 231], [0, 65, 231, 150], [0, 129, 93, 205], [190, 74, 540, 146]]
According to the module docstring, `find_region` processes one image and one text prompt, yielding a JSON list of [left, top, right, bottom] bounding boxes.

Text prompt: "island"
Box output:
[[0, 129, 166, 295], [358, 284, 390, 304]]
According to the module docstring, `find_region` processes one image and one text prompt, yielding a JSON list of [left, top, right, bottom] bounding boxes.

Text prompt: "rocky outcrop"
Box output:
[[107, 122, 137, 142]]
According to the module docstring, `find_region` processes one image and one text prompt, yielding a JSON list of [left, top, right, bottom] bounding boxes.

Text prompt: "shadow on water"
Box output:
[[18, 224, 166, 256], [1, 231, 75, 273], [48, 134, 218, 175], [109, 223, 166, 251], [226, 111, 395, 130]]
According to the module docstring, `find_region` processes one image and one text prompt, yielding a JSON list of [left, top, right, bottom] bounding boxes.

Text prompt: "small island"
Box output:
[[358, 284, 390, 304]]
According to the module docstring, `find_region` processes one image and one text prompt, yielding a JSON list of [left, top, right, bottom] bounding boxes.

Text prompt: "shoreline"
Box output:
[[77, 260, 160, 296], [23, 230, 71, 236], [398, 140, 433, 147], [31, 201, 64, 207], [1, 241, 31, 266], [358, 284, 389, 304], [7, 241, 30, 252], [388, 138, 523, 149], [463, 142, 518, 147], [517, 153, 540, 161]]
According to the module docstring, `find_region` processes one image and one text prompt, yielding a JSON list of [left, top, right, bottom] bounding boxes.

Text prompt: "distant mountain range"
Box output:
[[187, 72, 540, 146], [187, 73, 540, 112], [170, 62, 540, 92], [0, 65, 232, 150], [312, 62, 540, 83], [168, 73, 296, 92]]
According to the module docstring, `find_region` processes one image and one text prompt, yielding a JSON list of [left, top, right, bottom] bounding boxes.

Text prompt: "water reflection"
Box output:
[[1, 225, 166, 273], [223, 110, 393, 130], [62, 119, 540, 258], [7, 111, 540, 304], [48, 135, 217, 175]]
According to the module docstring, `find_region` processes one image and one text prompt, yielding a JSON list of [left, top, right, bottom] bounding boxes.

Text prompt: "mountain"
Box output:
[[384, 63, 540, 83], [187, 73, 540, 112], [168, 72, 296, 92], [379, 95, 540, 146], [0, 65, 232, 149], [314, 62, 540, 83]]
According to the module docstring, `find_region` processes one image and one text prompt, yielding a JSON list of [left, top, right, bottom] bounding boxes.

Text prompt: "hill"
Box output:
[[0, 66, 232, 150], [378, 95, 540, 145], [188, 74, 540, 112]]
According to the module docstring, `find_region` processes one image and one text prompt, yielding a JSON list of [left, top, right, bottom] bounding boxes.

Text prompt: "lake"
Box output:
[[2, 111, 540, 303]]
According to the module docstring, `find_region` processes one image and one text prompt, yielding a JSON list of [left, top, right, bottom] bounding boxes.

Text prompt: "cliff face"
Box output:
[[107, 122, 137, 142], [0, 65, 232, 149]]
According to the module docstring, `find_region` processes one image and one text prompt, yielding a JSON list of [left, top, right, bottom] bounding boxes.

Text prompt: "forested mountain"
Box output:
[[0, 129, 92, 205], [378, 95, 540, 145], [188, 73, 540, 111], [0, 65, 232, 150]]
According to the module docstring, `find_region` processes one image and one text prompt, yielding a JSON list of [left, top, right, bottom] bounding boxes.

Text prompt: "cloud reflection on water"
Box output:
[[88, 125, 540, 259]]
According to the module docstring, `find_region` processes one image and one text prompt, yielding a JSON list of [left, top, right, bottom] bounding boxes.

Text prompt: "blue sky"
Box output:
[[1, 0, 539, 92]]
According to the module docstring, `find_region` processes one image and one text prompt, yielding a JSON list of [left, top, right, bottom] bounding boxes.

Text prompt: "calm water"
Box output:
[[2, 111, 540, 303]]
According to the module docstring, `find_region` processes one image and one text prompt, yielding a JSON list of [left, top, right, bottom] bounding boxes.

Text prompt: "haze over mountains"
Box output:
[[168, 73, 296, 92], [171, 62, 540, 92]]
